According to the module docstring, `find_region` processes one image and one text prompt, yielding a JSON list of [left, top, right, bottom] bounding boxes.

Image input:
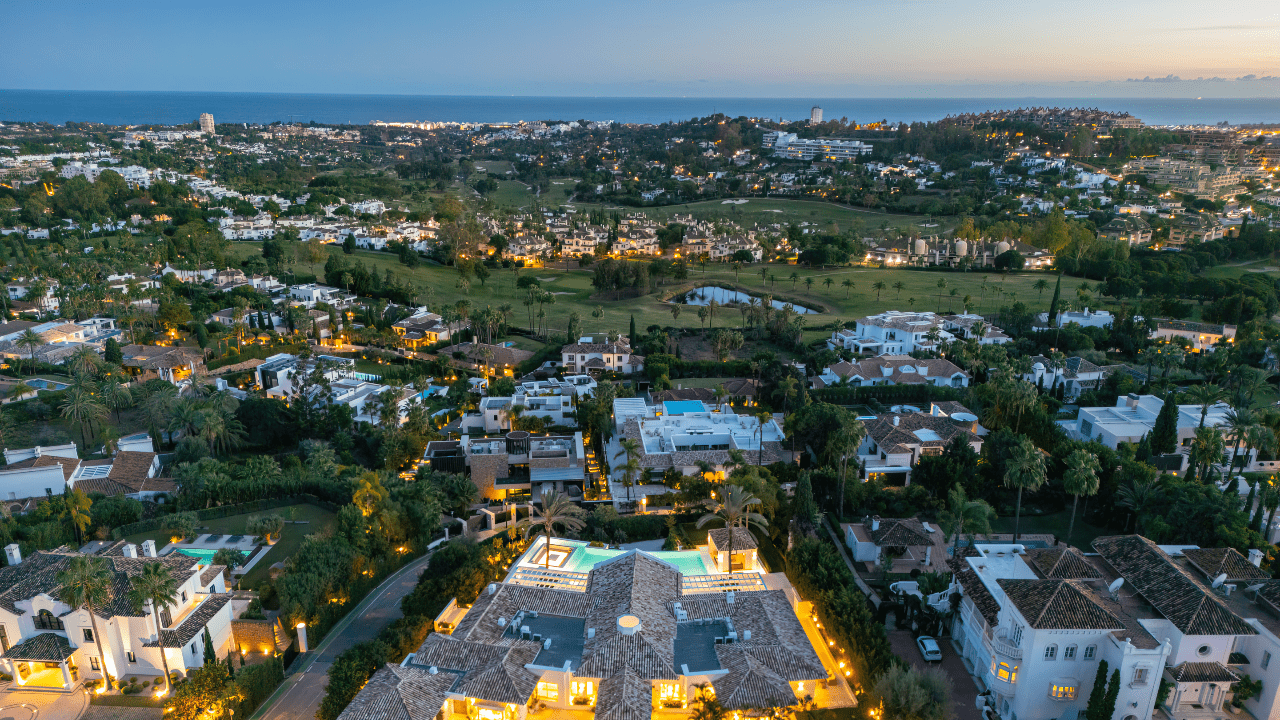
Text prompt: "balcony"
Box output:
[[986, 660, 1018, 695], [992, 636, 1023, 660]]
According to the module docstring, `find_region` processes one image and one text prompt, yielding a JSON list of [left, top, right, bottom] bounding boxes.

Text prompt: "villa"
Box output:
[[339, 539, 849, 720], [0, 540, 233, 693], [612, 400, 785, 482], [828, 311, 955, 356]]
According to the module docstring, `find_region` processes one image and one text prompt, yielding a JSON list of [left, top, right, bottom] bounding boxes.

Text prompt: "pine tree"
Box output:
[[1085, 659, 1110, 720], [1150, 393, 1179, 455], [1047, 272, 1063, 327]]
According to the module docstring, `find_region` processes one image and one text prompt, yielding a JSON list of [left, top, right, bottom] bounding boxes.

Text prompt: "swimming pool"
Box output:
[[553, 545, 711, 576], [176, 548, 217, 562]]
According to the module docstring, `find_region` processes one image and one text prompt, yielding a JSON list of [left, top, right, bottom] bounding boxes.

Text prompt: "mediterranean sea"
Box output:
[[0, 90, 1277, 127]]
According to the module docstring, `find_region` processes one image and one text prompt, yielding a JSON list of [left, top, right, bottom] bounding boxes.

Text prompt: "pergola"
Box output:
[[1, 632, 79, 691]]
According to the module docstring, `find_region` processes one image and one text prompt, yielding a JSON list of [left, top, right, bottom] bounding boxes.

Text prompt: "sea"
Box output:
[[0, 90, 1277, 127]]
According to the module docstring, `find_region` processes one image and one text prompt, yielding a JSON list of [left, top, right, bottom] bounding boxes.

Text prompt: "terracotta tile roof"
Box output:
[[826, 355, 968, 385], [996, 579, 1125, 630], [562, 342, 633, 354], [950, 547, 1000, 626], [143, 593, 233, 648], [870, 518, 932, 547], [652, 388, 715, 403], [335, 664, 455, 720], [595, 668, 653, 720], [1, 632, 75, 662], [200, 565, 226, 587], [410, 634, 540, 705], [708, 528, 758, 552], [1255, 581, 1280, 616], [712, 646, 802, 710], [1181, 548, 1270, 583], [863, 413, 980, 455], [1170, 661, 1239, 683], [4, 454, 79, 482], [1093, 535, 1256, 637], [1023, 547, 1101, 580]]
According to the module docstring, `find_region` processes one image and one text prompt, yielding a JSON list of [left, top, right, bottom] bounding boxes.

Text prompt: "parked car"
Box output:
[[917, 635, 943, 662]]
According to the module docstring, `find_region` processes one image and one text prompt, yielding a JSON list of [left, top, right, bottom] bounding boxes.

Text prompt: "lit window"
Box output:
[[1064, 645, 1077, 660], [537, 682, 558, 702], [995, 662, 1018, 683], [1083, 645, 1096, 660], [1050, 684, 1077, 700], [1045, 645, 1058, 660], [571, 681, 594, 696]]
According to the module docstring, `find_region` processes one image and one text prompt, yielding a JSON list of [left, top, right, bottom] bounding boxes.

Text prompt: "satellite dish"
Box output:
[[951, 413, 978, 422], [1212, 573, 1228, 589], [1107, 578, 1125, 594]]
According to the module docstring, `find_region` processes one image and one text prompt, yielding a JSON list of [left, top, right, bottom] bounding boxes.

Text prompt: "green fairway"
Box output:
[[125, 503, 337, 589], [1200, 259, 1280, 281], [232, 240, 1060, 347]]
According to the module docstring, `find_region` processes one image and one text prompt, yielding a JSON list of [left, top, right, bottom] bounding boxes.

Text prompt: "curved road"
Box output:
[[252, 552, 437, 720]]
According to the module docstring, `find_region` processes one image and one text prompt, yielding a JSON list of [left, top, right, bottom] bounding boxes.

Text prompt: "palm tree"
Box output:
[[938, 484, 995, 554], [1181, 384, 1226, 428], [842, 279, 854, 298], [789, 272, 798, 291], [1004, 436, 1047, 540], [696, 485, 768, 573], [1225, 407, 1259, 478], [528, 492, 585, 564], [804, 277, 814, 293], [1190, 425, 1227, 484], [670, 304, 682, 323], [1033, 278, 1049, 298], [1062, 449, 1101, 546], [935, 278, 947, 312], [754, 411, 773, 467], [16, 328, 43, 374], [101, 380, 133, 422], [872, 280, 886, 301], [61, 387, 109, 448], [893, 281, 905, 299], [68, 346, 101, 377], [66, 487, 93, 545], [822, 278, 834, 294], [614, 438, 642, 502], [58, 557, 115, 690], [129, 562, 180, 696]]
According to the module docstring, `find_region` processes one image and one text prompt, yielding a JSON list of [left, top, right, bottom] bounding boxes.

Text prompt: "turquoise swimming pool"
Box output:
[[554, 545, 711, 576], [176, 548, 217, 562]]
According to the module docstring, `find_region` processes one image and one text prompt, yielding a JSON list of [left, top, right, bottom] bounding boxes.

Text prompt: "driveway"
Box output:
[[0, 687, 89, 720], [251, 552, 437, 720], [887, 630, 983, 720]]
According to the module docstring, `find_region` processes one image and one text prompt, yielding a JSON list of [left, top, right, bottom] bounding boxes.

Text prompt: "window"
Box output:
[[83, 628, 94, 643], [1265, 652, 1273, 670], [1198, 644, 1212, 657], [90, 657, 100, 671], [127, 651, 136, 663], [1132, 668, 1149, 685], [1045, 645, 1058, 660], [1050, 683, 1077, 700], [160, 607, 172, 627], [0, 625, 7, 653], [1084, 645, 1096, 660], [190, 643, 197, 656], [1011, 625, 1023, 647], [536, 682, 558, 702], [35, 610, 64, 631], [995, 662, 1018, 683], [1064, 645, 1077, 660], [181, 591, 188, 603]]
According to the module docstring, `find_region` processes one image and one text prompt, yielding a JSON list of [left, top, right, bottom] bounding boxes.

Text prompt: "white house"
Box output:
[[560, 336, 644, 375], [1023, 355, 1123, 401], [1068, 393, 1240, 451], [855, 402, 984, 485], [829, 311, 954, 356], [0, 540, 233, 692], [287, 284, 353, 309], [815, 356, 970, 389]]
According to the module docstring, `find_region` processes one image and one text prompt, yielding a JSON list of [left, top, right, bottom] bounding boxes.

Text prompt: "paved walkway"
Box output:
[[0, 687, 90, 720], [82, 706, 162, 720], [888, 630, 983, 720], [250, 551, 439, 720], [821, 516, 881, 607]]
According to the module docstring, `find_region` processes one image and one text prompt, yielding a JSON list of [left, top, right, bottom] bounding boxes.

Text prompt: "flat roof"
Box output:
[[506, 614, 585, 670], [674, 619, 728, 674]]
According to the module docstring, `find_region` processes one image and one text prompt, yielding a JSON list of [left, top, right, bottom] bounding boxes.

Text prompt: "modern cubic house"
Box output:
[[0, 540, 233, 692], [948, 536, 1280, 720], [338, 539, 849, 720]]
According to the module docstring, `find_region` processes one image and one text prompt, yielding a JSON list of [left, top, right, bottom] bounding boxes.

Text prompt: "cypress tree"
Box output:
[[1101, 669, 1121, 720], [1150, 393, 1179, 455], [202, 627, 216, 664], [794, 471, 818, 532], [248, 313, 258, 330], [629, 314, 637, 348], [258, 310, 268, 329], [1047, 272, 1063, 327], [1085, 659, 1110, 720]]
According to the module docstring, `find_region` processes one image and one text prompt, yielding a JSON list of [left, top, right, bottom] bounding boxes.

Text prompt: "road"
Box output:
[[252, 552, 436, 720]]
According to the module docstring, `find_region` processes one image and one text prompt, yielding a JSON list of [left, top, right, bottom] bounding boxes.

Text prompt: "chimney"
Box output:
[[487, 583, 497, 595], [1249, 549, 1264, 567], [871, 516, 881, 532], [924, 546, 932, 566], [122, 543, 138, 558], [4, 543, 20, 565], [892, 416, 900, 427], [1126, 393, 1140, 410], [726, 591, 735, 605], [141, 539, 157, 557]]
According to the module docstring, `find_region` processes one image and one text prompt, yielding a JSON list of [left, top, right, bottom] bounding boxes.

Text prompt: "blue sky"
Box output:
[[5, 0, 1279, 96]]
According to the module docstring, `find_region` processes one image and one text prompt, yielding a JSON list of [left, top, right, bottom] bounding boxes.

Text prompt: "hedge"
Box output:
[[235, 657, 285, 716], [810, 384, 965, 406], [111, 494, 341, 539]]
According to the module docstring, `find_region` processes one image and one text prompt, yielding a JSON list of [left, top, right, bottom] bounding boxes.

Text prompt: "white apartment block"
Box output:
[[762, 132, 872, 160]]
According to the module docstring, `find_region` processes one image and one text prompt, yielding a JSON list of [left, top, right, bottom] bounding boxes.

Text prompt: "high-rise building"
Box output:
[[810, 105, 823, 124], [198, 113, 215, 133]]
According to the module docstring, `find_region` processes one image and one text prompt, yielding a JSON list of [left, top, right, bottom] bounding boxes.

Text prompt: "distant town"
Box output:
[[0, 104, 1279, 720]]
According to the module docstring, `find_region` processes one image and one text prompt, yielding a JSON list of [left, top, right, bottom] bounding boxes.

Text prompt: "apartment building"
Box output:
[[762, 132, 872, 160], [1168, 213, 1226, 245], [1099, 215, 1153, 245], [0, 540, 233, 692]]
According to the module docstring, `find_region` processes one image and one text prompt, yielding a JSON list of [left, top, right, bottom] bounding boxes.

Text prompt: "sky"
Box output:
[[5, 0, 1280, 97]]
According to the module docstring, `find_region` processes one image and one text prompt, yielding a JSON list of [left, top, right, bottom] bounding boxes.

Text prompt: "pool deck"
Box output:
[[161, 534, 268, 579]]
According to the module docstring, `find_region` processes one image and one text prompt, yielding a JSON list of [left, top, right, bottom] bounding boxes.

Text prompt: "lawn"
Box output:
[[989, 508, 1108, 550], [125, 503, 337, 589], [1200, 259, 1280, 281], [230, 241, 1064, 353]]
